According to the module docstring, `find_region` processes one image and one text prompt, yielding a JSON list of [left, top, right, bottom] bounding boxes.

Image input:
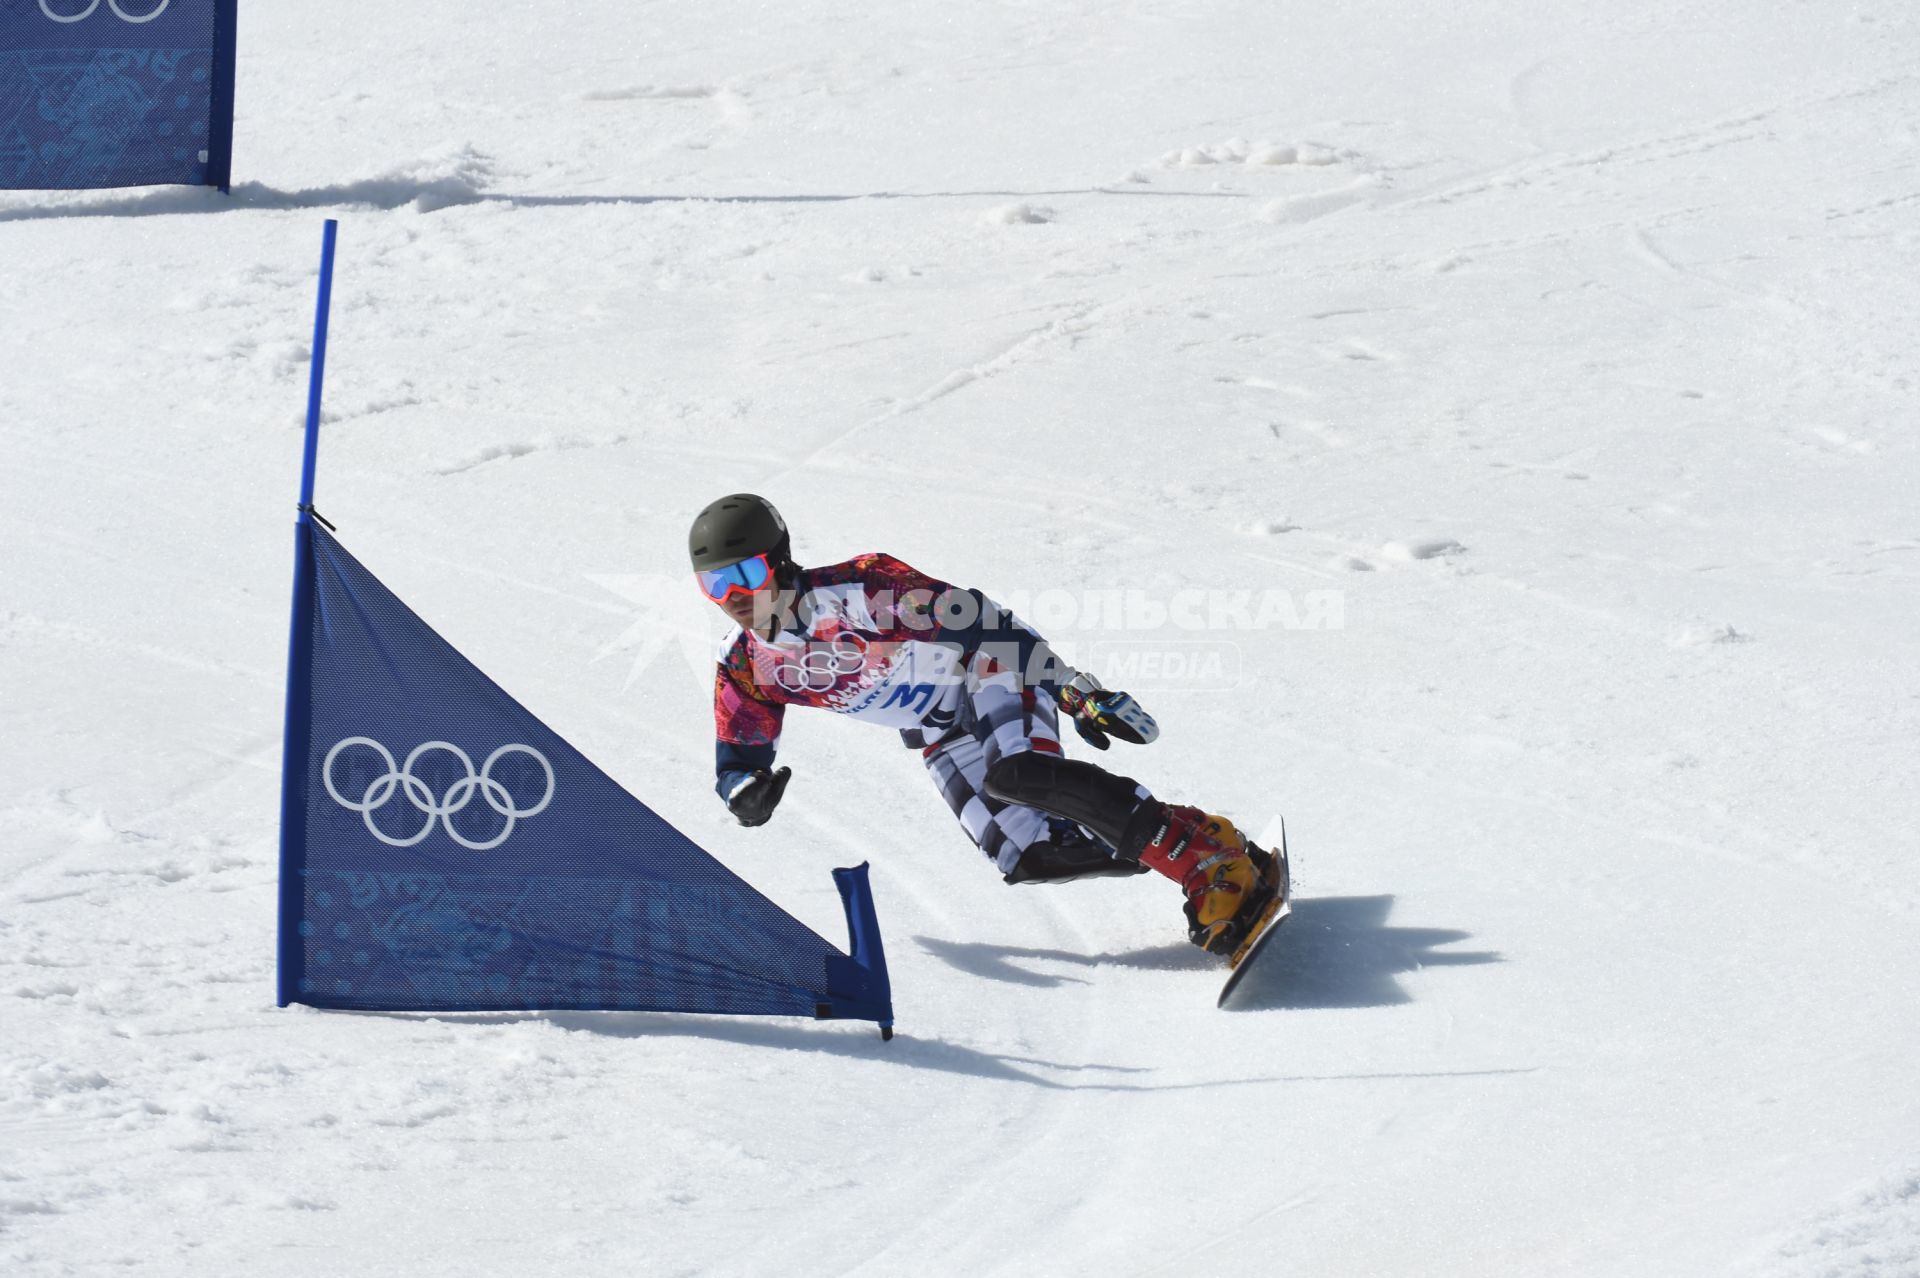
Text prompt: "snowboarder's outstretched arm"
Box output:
[[714, 658, 790, 825]]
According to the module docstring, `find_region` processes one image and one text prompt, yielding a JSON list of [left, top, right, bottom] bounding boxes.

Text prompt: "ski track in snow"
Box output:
[[4, 1, 1920, 1275]]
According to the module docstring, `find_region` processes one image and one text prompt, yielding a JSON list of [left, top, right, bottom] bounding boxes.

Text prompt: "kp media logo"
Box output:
[[38, 0, 171, 22]]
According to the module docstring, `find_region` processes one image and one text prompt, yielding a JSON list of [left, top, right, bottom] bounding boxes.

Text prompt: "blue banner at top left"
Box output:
[[0, 0, 237, 190]]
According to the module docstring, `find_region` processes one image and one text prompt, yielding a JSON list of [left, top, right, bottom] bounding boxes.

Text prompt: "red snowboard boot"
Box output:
[[1132, 804, 1280, 955]]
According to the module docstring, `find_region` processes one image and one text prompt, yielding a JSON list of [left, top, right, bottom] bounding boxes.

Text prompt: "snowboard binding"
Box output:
[[1183, 834, 1289, 956]]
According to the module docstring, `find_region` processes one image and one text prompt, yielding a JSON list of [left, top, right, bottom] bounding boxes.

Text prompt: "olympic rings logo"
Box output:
[[39, 0, 170, 22], [323, 737, 555, 852], [770, 633, 869, 694]]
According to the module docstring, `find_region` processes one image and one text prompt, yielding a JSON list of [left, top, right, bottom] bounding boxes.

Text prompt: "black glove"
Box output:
[[725, 766, 791, 827], [1054, 673, 1159, 750]]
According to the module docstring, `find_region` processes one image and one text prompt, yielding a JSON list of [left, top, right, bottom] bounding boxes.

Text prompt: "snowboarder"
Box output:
[[691, 493, 1283, 957]]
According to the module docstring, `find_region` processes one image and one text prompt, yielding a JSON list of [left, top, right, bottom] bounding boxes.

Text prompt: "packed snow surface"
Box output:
[[3, 1, 1918, 1274]]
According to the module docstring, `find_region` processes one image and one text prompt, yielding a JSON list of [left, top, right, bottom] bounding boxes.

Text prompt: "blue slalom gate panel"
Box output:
[[277, 520, 892, 1029], [0, 0, 237, 190]]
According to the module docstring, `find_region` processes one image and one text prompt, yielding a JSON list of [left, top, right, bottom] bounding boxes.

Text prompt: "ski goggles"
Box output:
[[697, 552, 775, 602]]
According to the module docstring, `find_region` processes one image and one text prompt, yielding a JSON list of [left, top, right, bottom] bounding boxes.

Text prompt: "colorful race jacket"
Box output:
[[711, 553, 1061, 795]]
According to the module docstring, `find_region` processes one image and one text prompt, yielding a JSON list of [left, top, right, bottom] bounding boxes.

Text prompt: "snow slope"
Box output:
[[3, 1, 1918, 1274]]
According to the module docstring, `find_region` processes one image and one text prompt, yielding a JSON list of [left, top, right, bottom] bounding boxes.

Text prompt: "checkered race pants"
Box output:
[[904, 656, 1145, 875]]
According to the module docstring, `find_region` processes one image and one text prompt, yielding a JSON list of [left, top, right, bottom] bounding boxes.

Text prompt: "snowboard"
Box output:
[[1217, 819, 1293, 1008]]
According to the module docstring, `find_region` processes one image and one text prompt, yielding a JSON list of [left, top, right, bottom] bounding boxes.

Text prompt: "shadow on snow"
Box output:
[[1224, 895, 1501, 1012], [915, 895, 1501, 1012], [337, 1003, 1530, 1092], [326, 895, 1507, 1091], [0, 181, 1247, 223]]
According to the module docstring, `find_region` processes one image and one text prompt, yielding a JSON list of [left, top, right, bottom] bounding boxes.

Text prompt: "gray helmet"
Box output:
[[688, 493, 792, 571]]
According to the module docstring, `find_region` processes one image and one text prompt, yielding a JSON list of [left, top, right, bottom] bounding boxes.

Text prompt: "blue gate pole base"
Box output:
[[829, 862, 895, 1039]]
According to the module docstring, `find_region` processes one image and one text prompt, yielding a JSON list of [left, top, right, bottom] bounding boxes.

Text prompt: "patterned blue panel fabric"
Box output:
[[280, 521, 891, 1025], [0, 0, 234, 189]]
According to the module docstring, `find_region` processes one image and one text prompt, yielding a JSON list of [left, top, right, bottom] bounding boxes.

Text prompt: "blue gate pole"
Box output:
[[297, 219, 339, 516], [207, 0, 240, 193], [277, 219, 340, 1007]]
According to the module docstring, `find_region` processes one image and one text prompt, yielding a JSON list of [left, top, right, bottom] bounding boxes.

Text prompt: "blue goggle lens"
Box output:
[[698, 554, 772, 600]]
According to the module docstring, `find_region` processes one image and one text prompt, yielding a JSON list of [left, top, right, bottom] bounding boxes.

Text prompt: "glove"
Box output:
[[1054, 673, 1159, 750], [724, 766, 791, 827]]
